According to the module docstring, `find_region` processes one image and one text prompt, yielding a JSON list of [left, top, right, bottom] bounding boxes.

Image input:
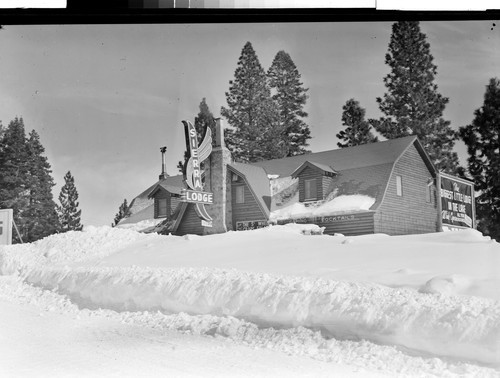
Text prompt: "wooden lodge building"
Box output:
[[121, 120, 472, 236]]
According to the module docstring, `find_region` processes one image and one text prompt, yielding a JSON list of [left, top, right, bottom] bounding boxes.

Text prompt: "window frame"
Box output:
[[426, 181, 433, 203], [157, 198, 168, 218], [304, 178, 318, 201], [396, 175, 403, 197], [235, 185, 245, 204]]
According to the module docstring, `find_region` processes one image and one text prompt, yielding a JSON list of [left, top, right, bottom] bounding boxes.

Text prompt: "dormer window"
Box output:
[[291, 161, 337, 203], [304, 179, 318, 201]]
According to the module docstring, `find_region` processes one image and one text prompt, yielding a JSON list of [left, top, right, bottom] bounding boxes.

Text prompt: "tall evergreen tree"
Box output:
[[459, 78, 500, 241], [177, 98, 216, 173], [23, 130, 60, 242], [221, 42, 284, 163], [112, 199, 131, 227], [336, 99, 378, 148], [0, 117, 30, 243], [267, 50, 311, 156], [57, 171, 83, 232], [370, 21, 459, 173]]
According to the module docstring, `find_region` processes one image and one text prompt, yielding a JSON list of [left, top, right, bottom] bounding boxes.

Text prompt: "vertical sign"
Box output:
[[180, 120, 214, 225], [439, 173, 475, 231], [0, 209, 13, 245]]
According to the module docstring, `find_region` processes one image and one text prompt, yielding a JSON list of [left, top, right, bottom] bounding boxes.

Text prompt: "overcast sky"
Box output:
[[1, 21, 499, 226]]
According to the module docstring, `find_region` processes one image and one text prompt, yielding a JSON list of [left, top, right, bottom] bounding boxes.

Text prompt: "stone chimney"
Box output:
[[159, 146, 168, 180], [204, 118, 232, 234]]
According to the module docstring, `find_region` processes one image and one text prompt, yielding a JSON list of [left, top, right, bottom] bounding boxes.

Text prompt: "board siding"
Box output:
[[175, 203, 205, 236], [171, 196, 181, 214], [375, 144, 438, 235], [322, 175, 333, 198], [231, 182, 266, 228], [319, 212, 375, 236], [277, 211, 375, 236], [298, 167, 323, 201], [153, 189, 170, 218]]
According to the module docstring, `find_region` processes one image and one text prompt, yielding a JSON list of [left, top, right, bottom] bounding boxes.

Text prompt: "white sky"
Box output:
[[1, 20, 499, 226]]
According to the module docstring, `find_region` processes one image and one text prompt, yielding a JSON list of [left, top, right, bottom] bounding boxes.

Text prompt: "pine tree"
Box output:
[[113, 199, 131, 227], [221, 42, 284, 163], [267, 50, 311, 156], [370, 21, 459, 173], [23, 130, 59, 242], [336, 99, 378, 148], [57, 171, 83, 232], [0, 117, 30, 243], [459, 78, 500, 241], [177, 98, 216, 173]]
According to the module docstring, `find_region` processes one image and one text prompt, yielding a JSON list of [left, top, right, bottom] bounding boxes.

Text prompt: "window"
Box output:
[[304, 179, 317, 201], [396, 175, 403, 197], [235, 185, 245, 204], [426, 181, 433, 203], [157, 198, 168, 217]]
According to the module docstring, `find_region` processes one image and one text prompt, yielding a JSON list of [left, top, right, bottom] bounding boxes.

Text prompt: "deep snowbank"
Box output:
[[23, 265, 500, 366], [3, 275, 492, 378], [0, 226, 161, 275], [1, 225, 499, 368]]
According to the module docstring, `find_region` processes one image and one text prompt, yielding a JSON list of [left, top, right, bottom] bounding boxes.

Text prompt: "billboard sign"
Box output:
[[439, 173, 475, 230], [0, 209, 13, 245]]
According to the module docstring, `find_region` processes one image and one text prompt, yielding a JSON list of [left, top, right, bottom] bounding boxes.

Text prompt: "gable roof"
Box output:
[[251, 136, 426, 177], [291, 161, 337, 178], [147, 174, 185, 198], [262, 137, 436, 212], [228, 163, 272, 218]]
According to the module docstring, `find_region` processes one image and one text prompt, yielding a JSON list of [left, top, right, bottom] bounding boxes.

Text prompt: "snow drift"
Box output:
[[1, 225, 499, 368]]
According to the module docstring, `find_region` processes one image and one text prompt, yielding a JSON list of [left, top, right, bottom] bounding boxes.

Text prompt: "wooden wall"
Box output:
[[153, 189, 170, 219], [298, 166, 323, 202], [231, 181, 266, 229], [374, 144, 438, 235], [153, 189, 182, 219], [318, 212, 375, 236], [277, 211, 375, 236], [171, 195, 181, 215], [175, 204, 205, 236]]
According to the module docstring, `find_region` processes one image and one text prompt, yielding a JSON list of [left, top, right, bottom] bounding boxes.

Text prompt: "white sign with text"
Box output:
[[0, 209, 13, 245]]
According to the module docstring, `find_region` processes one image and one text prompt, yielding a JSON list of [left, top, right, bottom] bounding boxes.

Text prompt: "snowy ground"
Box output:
[[1, 224, 499, 377]]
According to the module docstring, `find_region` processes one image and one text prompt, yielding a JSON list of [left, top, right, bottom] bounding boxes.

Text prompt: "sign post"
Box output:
[[0, 209, 13, 245], [438, 172, 476, 231]]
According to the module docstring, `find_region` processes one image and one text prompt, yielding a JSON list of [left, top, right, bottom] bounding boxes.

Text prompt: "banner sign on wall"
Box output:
[[0, 209, 13, 245], [236, 220, 268, 231], [439, 173, 475, 230], [276, 214, 357, 225]]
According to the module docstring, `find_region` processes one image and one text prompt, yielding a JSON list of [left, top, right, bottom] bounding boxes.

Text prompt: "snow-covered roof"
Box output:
[[291, 161, 337, 178], [126, 136, 435, 227], [251, 136, 430, 176], [118, 203, 155, 225], [147, 175, 184, 198]]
